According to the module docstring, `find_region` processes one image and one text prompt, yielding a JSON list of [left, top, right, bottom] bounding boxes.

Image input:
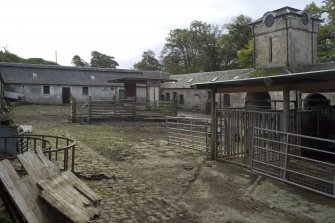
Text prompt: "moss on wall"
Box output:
[[249, 67, 289, 78]]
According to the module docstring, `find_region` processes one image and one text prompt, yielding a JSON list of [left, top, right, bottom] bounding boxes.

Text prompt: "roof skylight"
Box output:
[[211, 77, 218, 82]]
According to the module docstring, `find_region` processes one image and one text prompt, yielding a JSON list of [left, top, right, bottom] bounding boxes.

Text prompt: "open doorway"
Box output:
[[62, 87, 71, 104]]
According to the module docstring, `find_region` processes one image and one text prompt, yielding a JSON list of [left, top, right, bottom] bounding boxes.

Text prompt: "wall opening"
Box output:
[[303, 93, 329, 110], [245, 92, 271, 110]]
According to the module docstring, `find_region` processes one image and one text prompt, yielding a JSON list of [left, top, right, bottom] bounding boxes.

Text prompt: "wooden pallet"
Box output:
[[0, 149, 101, 223]]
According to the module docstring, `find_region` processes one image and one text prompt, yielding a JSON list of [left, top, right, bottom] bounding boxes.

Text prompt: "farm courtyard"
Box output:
[[1, 105, 335, 223]]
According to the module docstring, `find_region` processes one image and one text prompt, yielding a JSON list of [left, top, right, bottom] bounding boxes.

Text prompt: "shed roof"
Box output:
[[161, 69, 253, 89], [191, 68, 335, 93], [0, 62, 171, 86]]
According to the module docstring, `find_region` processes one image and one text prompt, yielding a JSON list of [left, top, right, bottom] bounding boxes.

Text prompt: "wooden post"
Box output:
[[175, 100, 178, 116], [71, 97, 76, 123], [281, 89, 290, 179], [88, 96, 92, 122], [283, 89, 290, 132], [210, 89, 217, 160]]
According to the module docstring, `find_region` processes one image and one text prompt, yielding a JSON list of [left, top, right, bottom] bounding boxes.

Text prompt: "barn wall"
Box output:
[[5, 84, 119, 104]]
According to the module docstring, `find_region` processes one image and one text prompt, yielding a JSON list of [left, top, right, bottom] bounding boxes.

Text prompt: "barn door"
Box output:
[[62, 87, 71, 104]]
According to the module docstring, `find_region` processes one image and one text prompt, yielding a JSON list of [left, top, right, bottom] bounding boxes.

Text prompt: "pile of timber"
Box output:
[[0, 149, 101, 223]]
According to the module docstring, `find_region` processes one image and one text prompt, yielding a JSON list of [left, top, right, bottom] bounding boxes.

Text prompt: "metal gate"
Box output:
[[166, 117, 209, 152], [218, 109, 282, 165], [252, 127, 335, 198]]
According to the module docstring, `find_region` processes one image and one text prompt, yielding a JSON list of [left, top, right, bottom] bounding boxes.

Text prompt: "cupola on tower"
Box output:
[[250, 7, 321, 70]]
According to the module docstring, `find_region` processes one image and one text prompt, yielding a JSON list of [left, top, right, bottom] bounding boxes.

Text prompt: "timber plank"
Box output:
[[38, 171, 101, 223], [0, 160, 43, 222], [0, 150, 100, 223]]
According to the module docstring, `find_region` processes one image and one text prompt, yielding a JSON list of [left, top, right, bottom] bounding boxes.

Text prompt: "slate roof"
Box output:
[[162, 62, 335, 90], [294, 63, 335, 73], [250, 6, 321, 25], [161, 68, 253, 89], [0, 62, 171, 86]]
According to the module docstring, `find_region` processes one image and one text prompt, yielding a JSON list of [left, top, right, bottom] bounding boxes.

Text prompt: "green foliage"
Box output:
[[90, 51, 119, 68], [161, 21, 221, 74], [237, 40, 253, 68], [306, 1, 335, 63], [133, 50, 162, 71], [23, 58, 58, 65], [71, 55, 89, 67], [0, 48, 57, 65], [217, 15, 252, 69], [0, 50, 21, 63], [249, 67, 288, 78]]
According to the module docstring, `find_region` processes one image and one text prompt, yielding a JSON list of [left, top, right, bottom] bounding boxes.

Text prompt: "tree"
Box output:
[[217, 15, 252, 69], [161, 21, 221, 74], [305, 1, 335, 62], [133, 50, 162, 71], [90, 51, 119, 68], [189, 21, 221, 71], [161, 28, 194, 74], [237, 40, 253, 68], [71, 55, 88, 67]]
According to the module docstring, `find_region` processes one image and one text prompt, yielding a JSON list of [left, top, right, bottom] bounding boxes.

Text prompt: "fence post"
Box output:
[[71, 97, 76, 123], [210, 89, 217, 160], [88, 96, 92, 121], [282, 133, 289, 180], [166, 118, 169, 145]]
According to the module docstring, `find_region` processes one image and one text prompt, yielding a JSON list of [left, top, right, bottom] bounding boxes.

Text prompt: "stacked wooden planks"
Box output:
[[0, 149, 101, 223]]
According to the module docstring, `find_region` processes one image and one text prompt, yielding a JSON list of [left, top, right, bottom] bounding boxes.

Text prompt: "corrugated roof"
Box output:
[[0, 62, 171, 86], [161, 69, 253, 89]]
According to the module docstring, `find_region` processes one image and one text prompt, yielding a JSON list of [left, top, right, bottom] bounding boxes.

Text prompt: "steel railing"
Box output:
[[0, 134, 76, 172], [252, 127, 335, 198], [166, 117, 209, 152]]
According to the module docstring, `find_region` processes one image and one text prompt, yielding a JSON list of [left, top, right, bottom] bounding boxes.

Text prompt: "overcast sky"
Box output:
[[1, 0, 322, 69]]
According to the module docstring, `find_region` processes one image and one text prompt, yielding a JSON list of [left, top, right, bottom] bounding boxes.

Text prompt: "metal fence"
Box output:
[[252, 127, 335, 198], [166, 117, 209, 152]]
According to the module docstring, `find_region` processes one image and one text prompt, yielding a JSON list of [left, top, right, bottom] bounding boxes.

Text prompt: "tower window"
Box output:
[[269, 37, 273, 63]]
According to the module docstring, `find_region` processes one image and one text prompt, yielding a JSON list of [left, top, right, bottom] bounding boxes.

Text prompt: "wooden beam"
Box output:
[[210, 89, 217, 160], [282, 89, 290, 132]]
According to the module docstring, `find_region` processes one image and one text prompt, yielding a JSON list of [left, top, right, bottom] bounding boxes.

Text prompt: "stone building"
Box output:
[[161, 6, 335, 112], [0, 62, 170, 104]]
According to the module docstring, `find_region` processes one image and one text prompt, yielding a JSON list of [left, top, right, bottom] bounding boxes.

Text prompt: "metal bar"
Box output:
[[71, 144, 75, 172], [253, 169, 334, 198], [255, 127, 335, 145], [283, 133, 289, 180]]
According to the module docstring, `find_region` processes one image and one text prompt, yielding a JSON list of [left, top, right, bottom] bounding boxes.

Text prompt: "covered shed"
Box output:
[[191, 68, 335, 198]]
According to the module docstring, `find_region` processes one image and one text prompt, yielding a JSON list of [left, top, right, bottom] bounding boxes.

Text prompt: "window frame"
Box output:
[[82, 86, 89, 96], [43, 85, 50, 95]]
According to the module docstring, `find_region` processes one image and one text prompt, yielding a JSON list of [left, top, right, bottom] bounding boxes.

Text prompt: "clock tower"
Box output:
[[250, 7, 321, 70]]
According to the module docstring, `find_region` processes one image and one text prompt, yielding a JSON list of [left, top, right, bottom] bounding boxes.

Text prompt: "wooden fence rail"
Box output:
[[71, 97, 177, 122]]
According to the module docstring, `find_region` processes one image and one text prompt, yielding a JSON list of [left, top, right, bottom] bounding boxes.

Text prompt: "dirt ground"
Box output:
[[1, 104, 335, 223]]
